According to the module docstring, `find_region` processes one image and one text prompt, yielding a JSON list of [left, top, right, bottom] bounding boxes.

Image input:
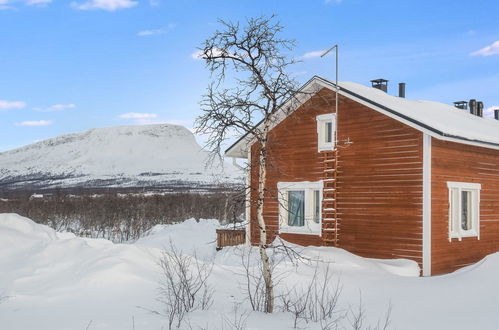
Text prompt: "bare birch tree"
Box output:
[[195, 15, 301, 313]]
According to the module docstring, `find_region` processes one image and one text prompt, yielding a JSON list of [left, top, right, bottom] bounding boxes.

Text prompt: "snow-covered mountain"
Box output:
[[0, 124, 242, 191]]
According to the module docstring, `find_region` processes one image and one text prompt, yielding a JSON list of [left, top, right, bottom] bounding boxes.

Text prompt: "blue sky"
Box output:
[[0, 0, 498, 151]]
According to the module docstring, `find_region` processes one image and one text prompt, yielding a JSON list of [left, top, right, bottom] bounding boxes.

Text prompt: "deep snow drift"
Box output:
[[1, 213, 499, 329], [0, 124, 241, 190]]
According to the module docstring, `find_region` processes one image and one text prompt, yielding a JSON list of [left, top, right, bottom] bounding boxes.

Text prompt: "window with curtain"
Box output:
[[278, 181, 323, 235], [287, 191, 305, 226]]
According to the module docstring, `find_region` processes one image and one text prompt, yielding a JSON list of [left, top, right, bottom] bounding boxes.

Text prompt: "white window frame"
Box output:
[[447, 181, 481, 241], [316, 113, 336, 152], [277, 181, 323, 235]]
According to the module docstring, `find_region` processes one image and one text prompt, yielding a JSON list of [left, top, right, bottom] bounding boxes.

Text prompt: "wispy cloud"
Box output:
[[471, 40, 499, 56], [300, 50, 326, 59], [149, 0, 159, 6], [0, 0, 52, 9], [0, 99, 26, 111], [16, 120, 52, 127], [325, 0, 343, 4], [118, 112, 157, 119], [33, 103, 76, 112], [71, 0, 138, 11], [191, 48, 229, 60], [26, 0, 53, 5], [137, 23, 176, 37]]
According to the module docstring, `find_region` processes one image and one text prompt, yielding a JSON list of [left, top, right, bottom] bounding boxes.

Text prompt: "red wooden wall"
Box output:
[[431, 139, 499, 274], [336, 98, 424, 267]]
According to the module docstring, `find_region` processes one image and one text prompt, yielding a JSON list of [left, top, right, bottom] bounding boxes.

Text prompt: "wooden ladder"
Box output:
[[322, 149, 338, 246]]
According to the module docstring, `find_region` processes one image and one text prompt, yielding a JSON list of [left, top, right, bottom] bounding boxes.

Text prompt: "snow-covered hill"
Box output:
[[0, 124, 242, 191]]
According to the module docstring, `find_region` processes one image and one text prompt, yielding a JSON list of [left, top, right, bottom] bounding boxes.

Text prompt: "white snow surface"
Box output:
[[1, 213, 499, 329], [339, 80, 499, 146], [0, 124, 242, 188]]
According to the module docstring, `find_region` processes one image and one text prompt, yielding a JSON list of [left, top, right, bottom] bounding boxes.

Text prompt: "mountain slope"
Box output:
[[0, 124, 242, 191]]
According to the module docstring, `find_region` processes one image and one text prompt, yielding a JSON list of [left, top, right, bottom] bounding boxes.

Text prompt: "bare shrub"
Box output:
[[157, 242, 214, 329], [0, 190, 244, 242], [280, 263, 343, 329], [347, 295, 392, 330], [221, 304, 250, 330]]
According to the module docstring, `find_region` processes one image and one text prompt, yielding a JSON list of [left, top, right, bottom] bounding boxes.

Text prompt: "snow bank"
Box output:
[[135, 218, 219, 259], [1, 213, 499, 329]]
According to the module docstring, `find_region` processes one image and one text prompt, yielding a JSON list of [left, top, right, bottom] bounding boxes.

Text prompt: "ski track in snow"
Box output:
[[1, 213, 499, 329]]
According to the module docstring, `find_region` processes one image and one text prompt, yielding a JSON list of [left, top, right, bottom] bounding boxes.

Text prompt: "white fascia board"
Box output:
[[422, 134, 432, 277]]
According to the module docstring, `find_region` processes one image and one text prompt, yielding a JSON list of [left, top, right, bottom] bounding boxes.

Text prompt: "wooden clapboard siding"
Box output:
[[249, 88, 337, 245], [431, 139, 499, 275], [336, 97, 424, 266]]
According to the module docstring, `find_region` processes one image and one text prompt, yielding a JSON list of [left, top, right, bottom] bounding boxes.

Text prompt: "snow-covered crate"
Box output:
[[216, 228, 246, 250]]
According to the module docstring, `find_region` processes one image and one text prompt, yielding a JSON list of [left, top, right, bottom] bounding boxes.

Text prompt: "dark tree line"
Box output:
[[0, 190, 244, 242]]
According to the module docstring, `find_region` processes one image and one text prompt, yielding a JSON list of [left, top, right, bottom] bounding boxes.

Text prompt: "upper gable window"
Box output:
[[447, 182, 481, 241], [316, 113, 336, 152]]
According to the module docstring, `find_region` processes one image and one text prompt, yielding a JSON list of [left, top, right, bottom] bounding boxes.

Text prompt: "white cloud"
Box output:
[[16, 120, 52, 127], [325, 0, 343, 4], [118, 112, 157, 119], [0, 99, 26, 111], [471, 40, 499, 57], [149, 0, 159, 6], [26, 0, 53, 5], [300, 50, 326, 59], [71, 0, 137, 11], [33, 103, 76, 112], [0, 0, 52, 9], [137, 23, 176, 37], [0, 0, 13, 9], [191, 48, 229, 60]]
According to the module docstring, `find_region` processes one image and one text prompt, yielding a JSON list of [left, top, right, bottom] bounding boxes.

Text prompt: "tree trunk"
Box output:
[[257, 139, 274, 313]]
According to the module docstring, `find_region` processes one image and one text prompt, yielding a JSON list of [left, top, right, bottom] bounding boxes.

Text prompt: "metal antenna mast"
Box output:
[[321, 45, 339, 142]]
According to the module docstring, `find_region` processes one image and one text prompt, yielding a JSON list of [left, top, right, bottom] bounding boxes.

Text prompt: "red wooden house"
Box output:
[[225, 76, 499, 276]]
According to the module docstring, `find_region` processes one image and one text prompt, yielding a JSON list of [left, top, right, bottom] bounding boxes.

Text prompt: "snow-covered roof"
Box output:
[[225, 76, 499, 158]]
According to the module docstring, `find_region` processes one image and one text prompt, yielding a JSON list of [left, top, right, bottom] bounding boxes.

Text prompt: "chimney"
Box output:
[[453, 101, 468, 110], [371, 79, 388, 93], [398, 83, 406, 98], [477, 101, 484, 117], [469, 99, 477, 115], [495, 109, 499, 120]]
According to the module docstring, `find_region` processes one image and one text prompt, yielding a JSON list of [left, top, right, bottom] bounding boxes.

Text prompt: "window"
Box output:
[[278, 181, 322, 235], [447, 182, 481, 241], [316, 113, 336, 151]]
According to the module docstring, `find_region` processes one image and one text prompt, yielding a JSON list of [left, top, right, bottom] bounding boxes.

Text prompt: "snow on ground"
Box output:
[[1, 213, 499, 330]]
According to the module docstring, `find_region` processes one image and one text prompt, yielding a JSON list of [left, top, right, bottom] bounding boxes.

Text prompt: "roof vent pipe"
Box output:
[[371, 79, 388, 93], [469, 99, 477, 115], [398, 83, 406, 98], [495, 109, 499, 120]]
